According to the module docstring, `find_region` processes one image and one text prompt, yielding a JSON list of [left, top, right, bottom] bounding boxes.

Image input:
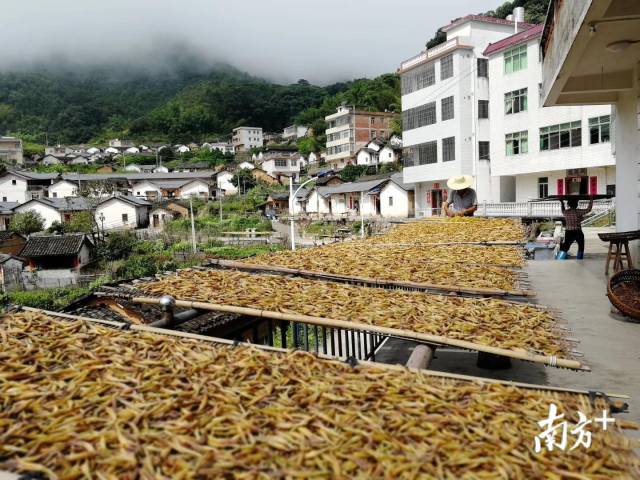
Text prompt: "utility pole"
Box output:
[[289, 176, 296, 250], [219, 191, 223, 221], [360, 190, 365, 239], [189, 198, 197, 253]]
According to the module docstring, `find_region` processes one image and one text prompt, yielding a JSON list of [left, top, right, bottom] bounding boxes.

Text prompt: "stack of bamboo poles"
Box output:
[[1, 310, 638, 479], [136, 268, 583, 369]]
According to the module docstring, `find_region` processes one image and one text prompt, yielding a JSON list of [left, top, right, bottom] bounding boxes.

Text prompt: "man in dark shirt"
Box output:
[[443, 175, 478, 217]]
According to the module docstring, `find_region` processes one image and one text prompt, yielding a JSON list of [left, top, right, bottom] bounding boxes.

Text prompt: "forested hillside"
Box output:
[[0, 64, 400, 145]]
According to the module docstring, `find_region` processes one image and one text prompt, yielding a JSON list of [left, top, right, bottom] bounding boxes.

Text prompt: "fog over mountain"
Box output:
[[1, 0, 498, 84]]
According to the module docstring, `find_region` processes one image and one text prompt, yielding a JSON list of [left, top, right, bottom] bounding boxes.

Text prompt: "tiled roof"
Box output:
[[0, 253, 25, 264], [441, 14, 536, 32], [0, 231, 23, 242], [97, 195, 151, 207], [483, 23, 544, 56], [62, 171, 217, 182], [0, 202, 19, 213], [35, 197, 96, 211], [21, 234, 91, 257], [7, 170, 59, 180]]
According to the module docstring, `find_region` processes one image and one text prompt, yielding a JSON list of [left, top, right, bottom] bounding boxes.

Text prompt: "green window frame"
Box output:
[[504, 88, 528, 115], [505, 131, 528, 156], [539, 121, 582, 151], [504, 44, 528, 74], [588, 115, 611, 144]]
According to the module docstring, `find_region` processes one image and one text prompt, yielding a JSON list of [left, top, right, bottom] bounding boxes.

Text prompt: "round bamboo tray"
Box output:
[[607, 269, 640, 320]]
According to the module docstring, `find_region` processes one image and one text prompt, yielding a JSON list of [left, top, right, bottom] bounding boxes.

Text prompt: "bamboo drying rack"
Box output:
[[207, 259, 535, 298], [124, 296, 586, 370], [19, 306, 617, 398]]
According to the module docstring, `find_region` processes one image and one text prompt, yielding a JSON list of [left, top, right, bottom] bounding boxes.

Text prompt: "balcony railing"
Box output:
[[400, 38, 461, 72], [477, 199, 614, 218]]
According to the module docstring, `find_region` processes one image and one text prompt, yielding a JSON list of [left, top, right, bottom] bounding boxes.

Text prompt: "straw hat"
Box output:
[[447, 175, 473, 191]]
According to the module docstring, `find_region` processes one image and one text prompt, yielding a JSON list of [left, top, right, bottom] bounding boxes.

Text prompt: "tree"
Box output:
[[10, 211, 45, 235], [339, 165, 369, 182], [231, 169, 257, 194], [64, 211, 98, 238]]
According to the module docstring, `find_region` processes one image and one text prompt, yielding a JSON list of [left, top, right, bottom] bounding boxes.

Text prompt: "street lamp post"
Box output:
[[289, 170, 334, 251]]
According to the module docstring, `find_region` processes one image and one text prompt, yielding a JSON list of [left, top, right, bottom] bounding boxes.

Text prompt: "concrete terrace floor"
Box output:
[[376, 229, 640, 424]]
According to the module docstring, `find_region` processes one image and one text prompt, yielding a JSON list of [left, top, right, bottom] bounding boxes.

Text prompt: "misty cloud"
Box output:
[[1, 0, 499, 84]]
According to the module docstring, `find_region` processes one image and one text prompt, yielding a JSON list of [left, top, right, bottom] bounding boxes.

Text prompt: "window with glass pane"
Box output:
[[504, 44, 527, 73], [478, 100, 489, 119], [539, 121, 582, 150], [588, 115, 611, 144], [441, 96, 454, 121], [478, 141, 490, 160], [477, 58, 488, 77], [442, 137, 455, 161], [401, 102, 436, 131], [538, 177, 549, 198], [440, 54, 453, 80], [403, 141, 437, 166], [401, 62, 436, 95], [504, 88, 527, 114], [505, 131, 528, 156], [275, 159, 287, 167]]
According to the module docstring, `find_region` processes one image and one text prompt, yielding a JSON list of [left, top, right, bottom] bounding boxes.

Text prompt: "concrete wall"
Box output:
[[132, 181, 162, 199], [95, 200, 137, 229], [614, 90, 640, 235], [305, 191, 331, 214], [49, 181, 78, 198], [380, 182, 411, 217], [180, 180, 209, 198], [14, 202, 61, 229], [0, 174, 28, 203], [217, 172, 238, 195]]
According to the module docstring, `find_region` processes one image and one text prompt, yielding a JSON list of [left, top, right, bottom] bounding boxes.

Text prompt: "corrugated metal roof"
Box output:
[[483, 24, 544, 56], [21, 234, 92, 257]]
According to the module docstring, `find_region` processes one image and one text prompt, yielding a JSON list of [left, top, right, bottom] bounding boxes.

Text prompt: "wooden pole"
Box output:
[[208, 259, 535, 298], [406, 344, 435, 370], [130, 296, 586, 370]]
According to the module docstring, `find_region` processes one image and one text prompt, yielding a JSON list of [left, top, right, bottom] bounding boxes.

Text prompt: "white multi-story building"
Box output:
[[485, 24, 615, 201], [283, 125, 309, 141], [232, 127, 263, 152], [399, 11, 616, 216], [0, 137, 24, 165]]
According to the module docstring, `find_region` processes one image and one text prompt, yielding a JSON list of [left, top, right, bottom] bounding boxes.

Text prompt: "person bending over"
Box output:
[[559, 196, 593, 259]]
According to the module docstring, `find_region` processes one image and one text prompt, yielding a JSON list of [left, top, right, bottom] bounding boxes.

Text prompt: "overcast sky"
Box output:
[[1, 0, 500, 84]]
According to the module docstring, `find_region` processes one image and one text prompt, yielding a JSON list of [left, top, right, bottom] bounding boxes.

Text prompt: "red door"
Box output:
[[557, 179, 564, 195], [589, 176, 598, 195]]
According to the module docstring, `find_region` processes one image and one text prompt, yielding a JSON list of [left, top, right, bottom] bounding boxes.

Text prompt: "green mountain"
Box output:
[[0, 63, 400, 146]]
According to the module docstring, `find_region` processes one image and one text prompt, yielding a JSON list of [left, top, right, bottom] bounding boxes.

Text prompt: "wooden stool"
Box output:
[[605, 240, 634, 275]]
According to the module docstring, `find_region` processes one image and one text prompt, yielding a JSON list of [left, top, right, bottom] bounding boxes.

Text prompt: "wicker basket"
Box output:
[[607, 269, 640, 320]]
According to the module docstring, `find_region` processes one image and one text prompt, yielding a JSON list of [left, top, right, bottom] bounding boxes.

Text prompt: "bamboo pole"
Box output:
[[208, 259, 535, 298], [130, 296, 586, 370], [367, 241, 525, 247], [406, 345, 435, 370], [19, 307, 625, 399]]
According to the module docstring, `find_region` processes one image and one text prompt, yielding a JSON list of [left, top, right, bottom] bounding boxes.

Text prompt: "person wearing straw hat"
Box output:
[[443, 175, 478, 217]]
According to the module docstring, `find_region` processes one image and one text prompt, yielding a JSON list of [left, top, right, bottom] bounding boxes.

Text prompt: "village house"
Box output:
[[232, 127, 263, 152], [208, 142, 234, 155], [215, 171, 238, 195], [0, 254, 25, 291], [0, 137, 24, 165], [45, 145, 72, 157], [238, 161, 255, 170], [41, 155, 64, 165], [325, 106, 397, 170], [0, 231, 26, 255], [0, 202, 18, 231], [150, 200, 188, 230], [378, 174, 415, 218], [20, 234, 95, 289], [283, 125, 309, 141], [94, 195, 151, 230], [13, 197, 95, 229], [109, 139, 134, 149], [0, 171, 58, 203], [261, 157, 301, 182], [67, 155, 90, 165], [48, 180, 79, 198]]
